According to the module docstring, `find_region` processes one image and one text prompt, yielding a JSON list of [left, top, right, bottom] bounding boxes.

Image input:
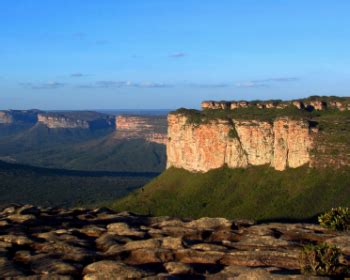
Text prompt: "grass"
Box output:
[[300, 243, 349, 277], [318, 207, 350, 231], [112, 166, 350, 221]]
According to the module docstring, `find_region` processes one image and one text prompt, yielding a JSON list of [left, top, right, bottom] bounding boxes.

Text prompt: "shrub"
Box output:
[[300, 243, 349, 276], [318, 207, 350, 231], [228, 127, 238, 139]]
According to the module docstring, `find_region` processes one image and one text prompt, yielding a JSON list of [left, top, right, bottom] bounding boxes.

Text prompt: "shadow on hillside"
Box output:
[[257, 213, 320, 224], [0, 160, 160, 178]]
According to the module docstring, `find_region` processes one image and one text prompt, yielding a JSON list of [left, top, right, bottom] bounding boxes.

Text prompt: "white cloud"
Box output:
[[169, 52, 186, 58], [20, 81, 65, 90], [236, 77, 299, 88], [235, 82, 268, 88], [70, 73, 87, 78], [77, 80, 173, 89]]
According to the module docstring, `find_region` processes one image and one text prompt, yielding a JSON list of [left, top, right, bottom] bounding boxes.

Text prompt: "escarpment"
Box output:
[[0, 110, 38, 124], [167, 114, 315, 172], [201, 96, 350, 111], [168, 96, 350, 172], [38, 114, 90, 129], [115, 115, 167, 144], [37, 112, 115, 129], [0, 111, 13, 124]]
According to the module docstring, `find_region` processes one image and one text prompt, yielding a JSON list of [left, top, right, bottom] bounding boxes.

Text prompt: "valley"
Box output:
[[0, 110, 167, 207], [0, 110, 167, 172]]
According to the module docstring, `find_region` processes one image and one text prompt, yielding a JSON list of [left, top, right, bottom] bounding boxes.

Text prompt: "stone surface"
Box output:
[[115, 115, 167, 144], [38, 114, 90, 129], [0, 111, 14, 124], [167, 114, 315, 172], [201, 98, 350, 112], [83, 260, 149, 279], [0, 205, 348, 278]]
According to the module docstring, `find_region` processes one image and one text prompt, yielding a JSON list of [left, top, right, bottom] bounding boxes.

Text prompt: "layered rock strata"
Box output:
[[167, 114, 315, 172], [0, 111, 13, 124], [38, 114, 90, 129], [115, 115, 167, 144], [0, 204, 348, 279], [201, 97, 350, 111], [0, 110, 38, 124]]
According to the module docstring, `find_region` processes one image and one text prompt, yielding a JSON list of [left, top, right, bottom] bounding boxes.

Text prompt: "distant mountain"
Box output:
[[0, 110, 167, 172]]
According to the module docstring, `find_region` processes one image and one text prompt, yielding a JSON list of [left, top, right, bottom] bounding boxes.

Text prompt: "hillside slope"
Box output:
[[112, 166, 350, 221]]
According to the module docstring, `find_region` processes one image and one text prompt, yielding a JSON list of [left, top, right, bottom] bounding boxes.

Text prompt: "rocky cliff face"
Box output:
[[167, 114, 315, 172], [0, 111, 13, 124], [201, 96, 350, 111], [115, 115, 167, 144], [38, 114, 90, 129], [0, 110, 38, 124]]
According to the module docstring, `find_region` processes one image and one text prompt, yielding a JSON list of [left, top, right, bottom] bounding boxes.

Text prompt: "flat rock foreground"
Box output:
[[0, 205, 349, 279]]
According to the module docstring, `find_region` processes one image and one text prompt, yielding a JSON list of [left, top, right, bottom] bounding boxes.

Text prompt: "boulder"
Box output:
[[83, 260, 149, 279]]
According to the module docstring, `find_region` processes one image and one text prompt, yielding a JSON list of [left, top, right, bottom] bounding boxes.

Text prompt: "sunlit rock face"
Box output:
[[272, 118, 314, 170], [38, 114, 90, 129], [37, 112, 115, 130], [0, 110, 38, 124], [201, 97, 350, 112], [167, 114, 315, 172], [115, 115, 167, 144], [0, 111, 14, 124]]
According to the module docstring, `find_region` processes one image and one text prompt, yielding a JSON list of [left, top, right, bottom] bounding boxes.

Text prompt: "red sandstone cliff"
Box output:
[[115, 115, 167, 144], [167, 114, 315, 172], [38, 114, 90, 129], [0, 112, 14, 124], [201, 97, 350, 111]]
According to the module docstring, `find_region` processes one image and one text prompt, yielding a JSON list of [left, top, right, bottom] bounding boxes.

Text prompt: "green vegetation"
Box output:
[[311, 110, 350, 166], [318, 207, 350, 231], [174, 105, 350, 125], [303, 95, 350, 104], [0, 160, 158, 208], [112, 166, 350, 221], [174, 106, 318, 124], [175, 95, 350, 126], [228, 127, 238, 139], [300, 243, 349, 277]]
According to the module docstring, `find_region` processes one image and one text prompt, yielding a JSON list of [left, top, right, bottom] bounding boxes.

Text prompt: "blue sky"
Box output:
[[1, 0, 350, 109]]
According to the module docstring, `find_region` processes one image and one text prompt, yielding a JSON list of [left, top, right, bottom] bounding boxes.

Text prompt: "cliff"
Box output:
[[167, 96, 350, 172], [201, 96, 350, 111], [37, 112, 115, 129], [0, 110, 38, 124], [167, 114, 315, 172], [0, 111, 13, 124], [115, 115, 167, 144], [38, 114, 90, 129]]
